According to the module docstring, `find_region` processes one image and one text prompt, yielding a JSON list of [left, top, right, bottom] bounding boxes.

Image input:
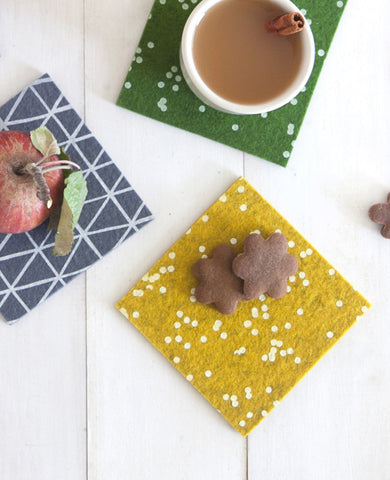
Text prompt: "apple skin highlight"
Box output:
[[0, 131, 64, 234]]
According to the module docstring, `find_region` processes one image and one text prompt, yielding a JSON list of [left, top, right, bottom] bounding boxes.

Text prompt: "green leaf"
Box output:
[[52, 171, 88, 256], [30, 127, 60, 157], [63, 171, 88, 227]]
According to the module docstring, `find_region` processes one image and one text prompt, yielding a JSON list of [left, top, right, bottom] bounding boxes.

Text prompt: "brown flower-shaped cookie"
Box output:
[[368, 193, 390, 239], [193, 244, 246, 315], [232, 232, 298, 300]]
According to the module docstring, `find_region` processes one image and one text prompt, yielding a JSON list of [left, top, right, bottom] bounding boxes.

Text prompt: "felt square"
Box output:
[[0, 74, 153, 323], [117, 0, 348, 166], [116, 177, 370, 436]]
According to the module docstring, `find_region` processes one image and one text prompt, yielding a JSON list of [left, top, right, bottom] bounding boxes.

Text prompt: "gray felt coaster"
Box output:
[[0, 74, 153, 323]]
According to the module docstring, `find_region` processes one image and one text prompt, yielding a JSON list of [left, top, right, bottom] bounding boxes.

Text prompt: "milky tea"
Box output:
[[192, 0, 304, 105]]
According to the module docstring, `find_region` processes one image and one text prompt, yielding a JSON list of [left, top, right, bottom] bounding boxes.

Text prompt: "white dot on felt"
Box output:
[[237, 185, 245, 193], [259, 294, 266, 302], [300, 8, 307, 14], [205, 370, 212, 377], [173, 357, 180, 364], [175, 335, 182, 343], [336, 300, 343, 307], [232, 124, 239, 131], [182, 3, 189, 9], [199, 105, 206, 112], [184, 316, 191, 324], [232, 400, 239, 407], [318, 49, 325, 57], [337, 0, 343, 7], [132, 311, 139, 319], [280, 350, 287, 357], [219, 194, 227, 202], [270, 339, 277, 346], [223, 394, 230, 401], [297, 308, 304, 315], [261, 112, 268, 118], [271, 325, 278, 332], [147, 41, 154, 48], [186, 228, 192, 234], [171, 65, 178, 72], [300, 251, 307, 258], [295, 357, 301, 364], [240, 204, 247, 211], [190, 295, 197, 302], [261, 305, 268, 312], [286, 286, 292, 293], [327, 331, 334, 338], [273, 400, 280, 406], [202, 215, 209, 222], [287, 348, 294, 354], [230, 238, 237, 245], [164, 336, 172, 344], [263, 313, 269, 320], [239, 420, 246, 427], [136, 56, 143, 64], [200, 336, 207, 343], [199, 245, 206, 253], [166, 72, 173, 79], [172, 85, 179, 92], [362, 306, 369, 313], [220, 332, 228, 339], [265, 386, 272, 394], [329, 268, 335, 276], [119, 307, 128, 319], [303, 280, 310, 287], [244, 387, 251, 393], [160, 266, 167, 274], [167, 266, 175, 272], [290, 98, 298, 105], [246, 412, 254, 418], [176, 310, 183, 318], [285, 322, 291, 329], [251, 329, 259, 336], [124, 82, 131, 89], [299, 272, 305, 279], [159, 286, 167, 294], [169, 252, 176, 259], [246, 392, 252, 399], [184, 342, 191, 349], [192, 320, 198, 327], [186, 374, 193, 381], [262, 354, 268, 362], [244, 320, 252, 328], [306, 248, 313, 256], [231, 395, 238, 401], [289, 275, 296, 282], [251, 308, 259, 318], [175, 75, 182, 82], [174, 322, 181, 329], [261, 410, 268, 417]]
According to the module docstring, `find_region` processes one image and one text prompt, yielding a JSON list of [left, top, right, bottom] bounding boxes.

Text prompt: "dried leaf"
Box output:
[[30, 127, 60, 157], [52, 200, 74, 256]]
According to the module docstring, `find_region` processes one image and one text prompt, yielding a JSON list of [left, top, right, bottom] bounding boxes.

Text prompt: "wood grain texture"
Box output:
[[1, 0, 390, 479]]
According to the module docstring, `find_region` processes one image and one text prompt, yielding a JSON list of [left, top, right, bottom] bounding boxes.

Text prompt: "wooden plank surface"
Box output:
[[1, 0, 389, 479]]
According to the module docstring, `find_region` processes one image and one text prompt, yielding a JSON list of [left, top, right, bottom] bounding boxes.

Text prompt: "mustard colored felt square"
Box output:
[[116, 178, 370, 436]]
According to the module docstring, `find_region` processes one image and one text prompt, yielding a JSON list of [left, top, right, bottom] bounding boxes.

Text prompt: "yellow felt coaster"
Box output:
[[116, 177, 370, 436]]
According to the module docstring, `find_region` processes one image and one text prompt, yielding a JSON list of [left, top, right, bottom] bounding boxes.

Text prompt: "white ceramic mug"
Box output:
[[180, 0, 315, 115]]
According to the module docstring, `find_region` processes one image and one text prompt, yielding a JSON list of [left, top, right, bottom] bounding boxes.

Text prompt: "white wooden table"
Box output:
[[1, 1, 389, 479]]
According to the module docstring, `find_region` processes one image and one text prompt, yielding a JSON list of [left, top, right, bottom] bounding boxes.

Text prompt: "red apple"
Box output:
[[0, 130, 64, 234]]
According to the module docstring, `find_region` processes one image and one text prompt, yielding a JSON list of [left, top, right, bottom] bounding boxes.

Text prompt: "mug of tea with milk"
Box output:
[[180, 0, 315, 115]]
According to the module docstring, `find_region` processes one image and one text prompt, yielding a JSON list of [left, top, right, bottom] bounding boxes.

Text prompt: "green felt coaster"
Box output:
[[117, 0, 347, 167]]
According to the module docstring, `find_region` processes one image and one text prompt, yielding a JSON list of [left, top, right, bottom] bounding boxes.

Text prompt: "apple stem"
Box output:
[[23, 162, 53, 209], [41, 159, 81, 171]]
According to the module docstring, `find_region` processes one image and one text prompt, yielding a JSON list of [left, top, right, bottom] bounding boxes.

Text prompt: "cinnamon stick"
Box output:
[[266, 12, 305, 36]]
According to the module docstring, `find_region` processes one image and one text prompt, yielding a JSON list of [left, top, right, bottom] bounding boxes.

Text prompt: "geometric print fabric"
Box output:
[[0, 74, 153, 323]]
